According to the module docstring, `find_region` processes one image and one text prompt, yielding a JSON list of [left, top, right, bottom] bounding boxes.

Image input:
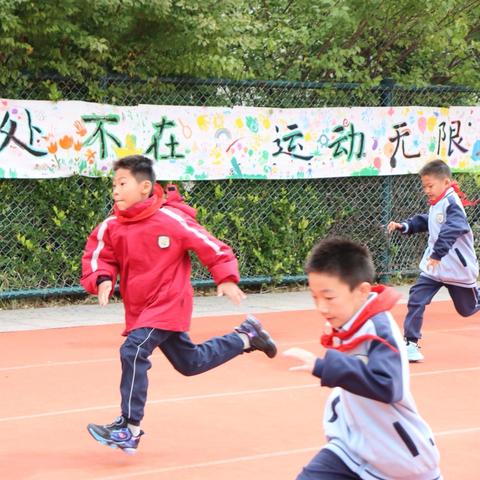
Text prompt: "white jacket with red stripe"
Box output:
[[81, 190, 239, 335]]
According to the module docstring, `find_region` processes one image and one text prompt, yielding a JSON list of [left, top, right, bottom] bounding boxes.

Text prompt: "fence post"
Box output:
[[379, 78, 395, 283]]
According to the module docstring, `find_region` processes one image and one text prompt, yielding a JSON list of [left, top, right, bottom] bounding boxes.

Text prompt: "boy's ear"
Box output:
[[358, 282, 371, 296], [142, 180, 153, 195]]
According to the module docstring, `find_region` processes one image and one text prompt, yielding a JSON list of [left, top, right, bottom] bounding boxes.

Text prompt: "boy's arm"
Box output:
[[313, 336, 404, 404], [80, 221, 119, 295], [431, 201, 470, 260], [175, 213, 240, 285], [399, 214, 429, 234]]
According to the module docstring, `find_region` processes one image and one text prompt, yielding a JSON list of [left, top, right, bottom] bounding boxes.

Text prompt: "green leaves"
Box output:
[[1, 0, 478, 94], [183, 180, 335, 283], [0, 176, 112, 290], [238, 0, 480, 86]]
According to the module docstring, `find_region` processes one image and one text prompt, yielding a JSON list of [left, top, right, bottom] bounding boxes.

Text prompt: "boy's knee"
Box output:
[[296, 468, 316, 480], [455, 308, 473, 318], [120, 340, 141, 361], [171, 360, 197, 376], [176, 366, 196, 376], [166, 355, 203, 376], [453, 300, 477, 317]]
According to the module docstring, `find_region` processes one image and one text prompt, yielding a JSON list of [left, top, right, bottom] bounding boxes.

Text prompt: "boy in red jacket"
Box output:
[[81, 155, 276, 454]]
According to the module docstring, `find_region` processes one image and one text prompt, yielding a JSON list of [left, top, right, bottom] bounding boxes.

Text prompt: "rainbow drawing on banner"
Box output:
[[0, 99, 479, 179]]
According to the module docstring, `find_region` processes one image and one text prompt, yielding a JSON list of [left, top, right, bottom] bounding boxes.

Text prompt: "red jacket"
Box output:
[[81, 186, 240, 335]]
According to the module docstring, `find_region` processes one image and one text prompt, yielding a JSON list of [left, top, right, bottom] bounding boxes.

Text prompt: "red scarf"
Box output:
[[320, 285, 401, 353], [113, 183, 165, 223], [429, 181, 478, 207]]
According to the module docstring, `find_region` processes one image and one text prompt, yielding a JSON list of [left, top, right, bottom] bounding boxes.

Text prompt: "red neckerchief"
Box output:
[[429, 181, 478, 207], [320, 285, 401, 353], [113, 183, 165, 223]]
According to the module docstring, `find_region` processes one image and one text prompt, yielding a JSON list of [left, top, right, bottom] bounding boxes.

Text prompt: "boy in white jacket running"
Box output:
[[284, 238, 441, 480], [388, 159, 479, 362]]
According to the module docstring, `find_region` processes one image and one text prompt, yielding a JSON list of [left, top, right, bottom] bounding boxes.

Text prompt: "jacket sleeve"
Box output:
[[312, 320, 404, 404], [431, 201, 470, 260], [80, 219, 119, 295], [400, 214, 429, 234], [178, 214, 240, 285]]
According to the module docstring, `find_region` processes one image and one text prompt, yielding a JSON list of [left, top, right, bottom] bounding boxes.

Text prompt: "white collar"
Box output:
[[337, 291, 378, 332]]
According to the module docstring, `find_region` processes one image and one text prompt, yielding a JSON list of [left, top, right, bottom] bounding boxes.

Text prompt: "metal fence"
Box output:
[[1, 77, 479, 300]]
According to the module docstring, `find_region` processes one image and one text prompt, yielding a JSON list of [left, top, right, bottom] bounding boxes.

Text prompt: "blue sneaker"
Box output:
[[405, 341, 424, 362], [235, 315, 277, 358], [87, 416, 143, 454]]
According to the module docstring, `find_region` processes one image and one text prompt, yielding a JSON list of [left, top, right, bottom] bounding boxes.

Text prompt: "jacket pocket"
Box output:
[[455, 248, 467, 267], [393, 421, 419, 457]]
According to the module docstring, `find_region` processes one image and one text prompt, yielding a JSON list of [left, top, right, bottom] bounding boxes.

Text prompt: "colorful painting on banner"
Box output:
[[0, 99, 479, 179]]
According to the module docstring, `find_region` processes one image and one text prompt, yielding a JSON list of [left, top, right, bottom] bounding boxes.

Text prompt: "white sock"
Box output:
[[236, 332, 251, 350], [128, 423, 141, 436]]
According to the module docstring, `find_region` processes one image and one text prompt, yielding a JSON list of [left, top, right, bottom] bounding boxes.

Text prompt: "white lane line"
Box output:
[[94, 426, 480, 479], [1, 324, 479, 372], [428, 326, 480, 334], [2, 363, 480, 422], [412, 366, 480, 377], [435, 427, 480, 436], [95, 446, 323, 480], [0, 383, 319, 422], [0, 357, 118, 371], [2, 347, 479, 376], [0, 340, 318, 372]]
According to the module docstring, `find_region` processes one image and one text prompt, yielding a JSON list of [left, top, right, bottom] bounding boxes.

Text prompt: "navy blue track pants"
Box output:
[[119, 327, 244, 424], [297, 449, 361, 479], [404, 274, 480, 340]]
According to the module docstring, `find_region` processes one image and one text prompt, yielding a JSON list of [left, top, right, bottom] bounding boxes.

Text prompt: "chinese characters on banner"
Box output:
[[0, 99, 479, 179]]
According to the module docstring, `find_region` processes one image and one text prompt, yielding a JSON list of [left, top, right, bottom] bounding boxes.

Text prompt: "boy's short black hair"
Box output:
[[305, 237, 375, 290], [113, 155, 156, 185], [419, 159, 452, 180]]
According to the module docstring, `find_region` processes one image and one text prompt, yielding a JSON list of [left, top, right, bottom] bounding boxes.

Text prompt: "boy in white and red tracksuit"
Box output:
[[81, 155, 277, 454], [284, 238, 441, 480], [388, 159, 480, 362]]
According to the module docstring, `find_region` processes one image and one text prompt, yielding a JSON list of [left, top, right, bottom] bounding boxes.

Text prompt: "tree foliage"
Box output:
[[241, 0, 480, 86], [0, 0, 479, 91]]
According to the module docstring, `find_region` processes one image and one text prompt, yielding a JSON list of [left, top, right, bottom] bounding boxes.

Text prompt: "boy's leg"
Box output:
[[160, 331, 244, 376], [87, 327, 171, 453], [404, 275, 443, 341], [296, 449, 361, 480], [119, 327, 171, 423], [446, 284, 480, 317], [160, 316, 276, 376]]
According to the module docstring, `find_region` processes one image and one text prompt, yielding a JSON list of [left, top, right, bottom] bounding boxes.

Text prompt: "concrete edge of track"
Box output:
[[0, 284, 452, 332]]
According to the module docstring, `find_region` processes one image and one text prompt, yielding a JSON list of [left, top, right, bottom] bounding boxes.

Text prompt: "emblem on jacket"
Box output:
[[436, 213, 444, 223], [158, 236, 170, 248]]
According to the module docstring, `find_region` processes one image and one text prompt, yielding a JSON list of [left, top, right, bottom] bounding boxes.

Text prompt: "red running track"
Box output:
[[0, 301, 479, 479]]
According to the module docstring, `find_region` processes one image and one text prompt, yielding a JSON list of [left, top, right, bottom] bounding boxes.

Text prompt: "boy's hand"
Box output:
[[426, 257, 440, 271], [217, 281, 247, 305], [387, 221, 403, 234], [283, 347, 317, 373], [97, 280, 112, 306]]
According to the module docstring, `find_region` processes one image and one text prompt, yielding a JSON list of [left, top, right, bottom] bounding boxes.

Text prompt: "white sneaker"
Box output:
[[405, 341, 424, 362]]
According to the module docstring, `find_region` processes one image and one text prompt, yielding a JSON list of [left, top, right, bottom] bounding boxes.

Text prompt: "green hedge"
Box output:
[[0, 177, 112, 291], [183, 180, 341, 281], [1, 173, 479, 297], [0, 177, 344, 293]]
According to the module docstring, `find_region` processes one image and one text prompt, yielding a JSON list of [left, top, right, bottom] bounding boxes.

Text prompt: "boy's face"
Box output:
[[112, 168, 152, 210], [421, 174, 451, 203], [308, 272, 371, 329]]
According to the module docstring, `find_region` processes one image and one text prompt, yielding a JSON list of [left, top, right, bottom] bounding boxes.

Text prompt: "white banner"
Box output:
[[0, 99, 479, 179]]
